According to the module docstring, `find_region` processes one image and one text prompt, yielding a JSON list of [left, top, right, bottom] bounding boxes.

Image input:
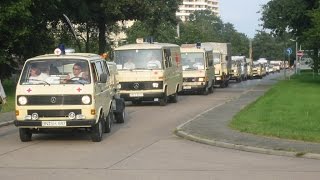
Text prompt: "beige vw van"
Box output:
[[14, 49, 125, 142], [180, 44, 215, 95], [114, 42, 183, 106]]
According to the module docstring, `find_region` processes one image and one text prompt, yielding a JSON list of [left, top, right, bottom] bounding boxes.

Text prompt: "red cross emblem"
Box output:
[[77, 87, 82, 92], [26, 88, 32, 93]]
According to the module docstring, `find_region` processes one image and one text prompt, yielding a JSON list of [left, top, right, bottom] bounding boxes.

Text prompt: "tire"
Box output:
[[159, 92, 168, 106], [91, 118, 103, 142], [104, 109, 113, 133], [115, 110, 125, 124], [19, 128, 32, 142], [170, 93, 178, 103], [202, 86, 209, 95], [209, 84, 214, 93]]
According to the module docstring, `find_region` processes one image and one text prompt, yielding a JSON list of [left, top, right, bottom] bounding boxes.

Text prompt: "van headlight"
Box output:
[[198, 78, 204, 82], [152, 82, 159, 88], [18, 96, 28, 105], [82, 95, 91, 104]]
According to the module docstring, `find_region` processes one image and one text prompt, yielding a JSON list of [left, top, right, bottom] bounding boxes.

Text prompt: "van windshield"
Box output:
[[19, 59, 91, 85], [181, 52, 204, 70], [114, 49, 163, 70]]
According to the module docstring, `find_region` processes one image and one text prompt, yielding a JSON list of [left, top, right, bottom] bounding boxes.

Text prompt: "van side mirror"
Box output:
[[225, 56, 228, 61], [99, 73, 108, 83]]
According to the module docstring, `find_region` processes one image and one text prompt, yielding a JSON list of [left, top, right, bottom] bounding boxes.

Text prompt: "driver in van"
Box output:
[[65, 63, 89, 82], [28, 64, 49, 83]]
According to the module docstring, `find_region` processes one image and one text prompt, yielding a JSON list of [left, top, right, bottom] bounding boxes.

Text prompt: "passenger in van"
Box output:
[[28, 64, 49, 83], [66, 63, 88, 81], [147, 56, 162, 69], [123, 58, 135, 69]]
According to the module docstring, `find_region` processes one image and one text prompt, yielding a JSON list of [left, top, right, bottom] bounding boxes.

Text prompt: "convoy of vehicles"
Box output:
[[180, 43, 215, 95], [113, 42, 183, 106], [12, 40, 281, 142], [14, 48, 125, 142]]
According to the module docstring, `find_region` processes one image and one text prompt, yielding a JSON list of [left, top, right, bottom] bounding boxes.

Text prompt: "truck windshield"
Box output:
[[181, 52, 204, 70], [20, 59, 91, 85], [114, 49, 163, 70]]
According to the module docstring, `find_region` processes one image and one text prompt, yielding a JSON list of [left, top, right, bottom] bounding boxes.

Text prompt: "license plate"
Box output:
[[129, 93, 144, 97], [42, 121, 66, 127], [183, 86, 191, 89]]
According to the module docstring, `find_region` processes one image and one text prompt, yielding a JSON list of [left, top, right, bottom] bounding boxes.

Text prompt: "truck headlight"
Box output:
[[152, 83, 159, 88], [198, 78, 204, 82], [82, 95, 91, 104], [18, 96, 28, 105]]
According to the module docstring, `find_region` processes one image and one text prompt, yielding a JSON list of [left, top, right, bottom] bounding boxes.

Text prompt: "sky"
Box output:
[[219, 0, 271, 38]]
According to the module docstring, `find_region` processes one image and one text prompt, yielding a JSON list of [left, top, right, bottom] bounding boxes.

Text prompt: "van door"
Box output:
[[163, 48, 174, 95], [91, 60, 111, 115]]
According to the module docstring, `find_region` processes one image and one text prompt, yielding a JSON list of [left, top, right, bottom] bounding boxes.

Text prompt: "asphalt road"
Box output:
[[0, 72, 320, 180]]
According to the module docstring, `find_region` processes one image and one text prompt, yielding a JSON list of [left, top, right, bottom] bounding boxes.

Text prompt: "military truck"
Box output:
[[14, 48, 125, 142], [202, 42, 231, 88], [180, 43, 215, 95]]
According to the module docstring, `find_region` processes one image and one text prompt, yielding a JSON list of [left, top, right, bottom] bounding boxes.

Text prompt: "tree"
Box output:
[[252, 31, 286, 60], [261, 0, 320, 71]]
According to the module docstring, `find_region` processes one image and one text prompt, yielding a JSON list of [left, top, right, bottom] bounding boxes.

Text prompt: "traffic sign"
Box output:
[[297, 50, 304, 57], [286, 48, 292, 55]]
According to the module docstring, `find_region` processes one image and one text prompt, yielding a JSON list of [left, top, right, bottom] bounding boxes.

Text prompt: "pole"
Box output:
[[295, 40, 298, 74]]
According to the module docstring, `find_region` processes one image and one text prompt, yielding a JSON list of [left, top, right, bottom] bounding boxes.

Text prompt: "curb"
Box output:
[[0, 120, 14, 128], [175, 129, 320, 160]]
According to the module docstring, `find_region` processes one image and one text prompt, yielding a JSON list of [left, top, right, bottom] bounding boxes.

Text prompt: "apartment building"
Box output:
[[176, 0, 220, 21]]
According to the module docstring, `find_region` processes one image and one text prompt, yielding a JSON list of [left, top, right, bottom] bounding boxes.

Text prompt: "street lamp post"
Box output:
[[290, 38, 298, 74]]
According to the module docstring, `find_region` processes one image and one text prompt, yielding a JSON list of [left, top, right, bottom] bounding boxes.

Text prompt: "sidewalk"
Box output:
[[175, 74, 320, 160], [0, 111, 15, 127]]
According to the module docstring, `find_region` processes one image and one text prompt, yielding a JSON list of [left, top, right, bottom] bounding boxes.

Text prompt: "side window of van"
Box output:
[[102, 60, 110, 76], [91, 63, 98, 83], [94, 61, 106, 82], [164, 49, 172, 68]]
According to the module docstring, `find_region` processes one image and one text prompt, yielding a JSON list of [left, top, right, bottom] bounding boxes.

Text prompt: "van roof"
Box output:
[[27, 53, 102, 61], [115, 43, 179, 50]]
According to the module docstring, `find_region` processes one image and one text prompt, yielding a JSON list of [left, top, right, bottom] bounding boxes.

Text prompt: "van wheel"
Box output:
[[104, 109, 113, 133], [19, 128, 32, 142], [209, 85, 214, 93], [220, 82, 225, 88], [159, 95, 168, 106], [91, 119, 103, 142], [202, 87, 209, 95], [170, 93, 178, 103], [115, 110, 125, 124]]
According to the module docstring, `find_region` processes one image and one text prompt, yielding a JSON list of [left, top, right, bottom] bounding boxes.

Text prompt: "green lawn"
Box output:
[[230, 71, 320, 143], [1, 79, 16, 113]]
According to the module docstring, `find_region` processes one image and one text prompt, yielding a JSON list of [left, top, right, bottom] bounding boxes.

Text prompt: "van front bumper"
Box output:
[[14, 119, 96, 128], [120, 92, 165, 101]]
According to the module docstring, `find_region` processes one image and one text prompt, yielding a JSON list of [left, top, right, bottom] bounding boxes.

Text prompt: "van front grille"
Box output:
[[17, 95, 91, 105], [27, 110, 81, 117], [120, 81, 163, 90]]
